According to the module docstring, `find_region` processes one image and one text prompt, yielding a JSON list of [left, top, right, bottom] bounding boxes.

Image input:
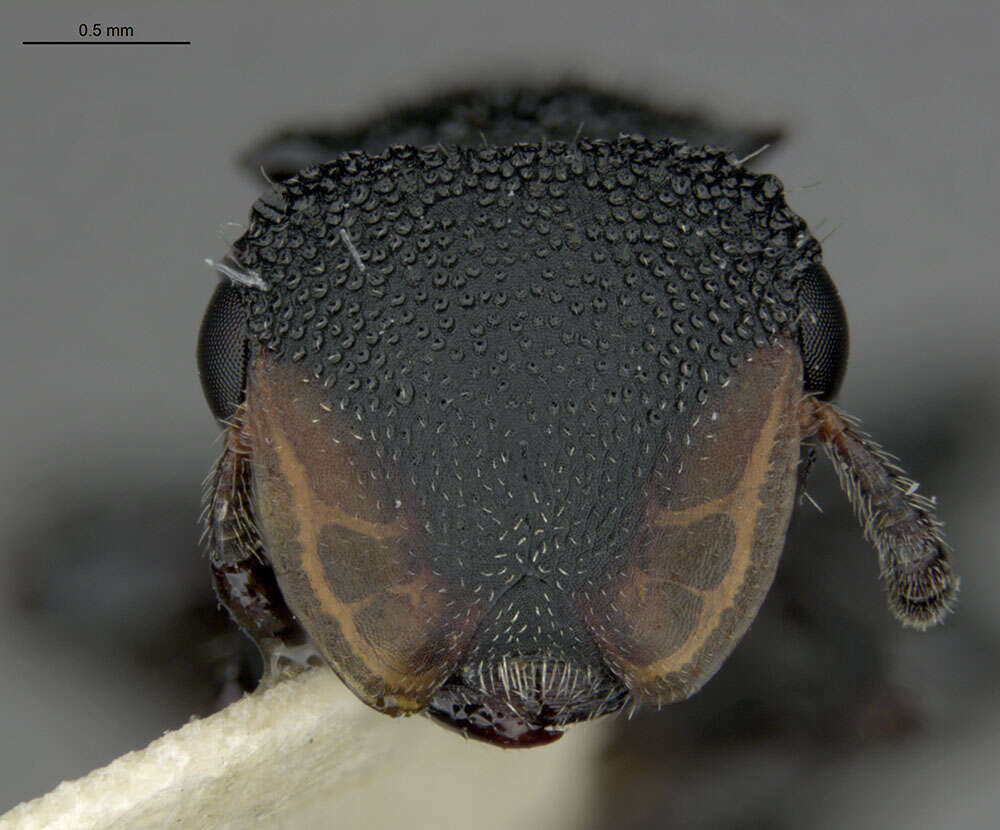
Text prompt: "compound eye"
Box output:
[[797, 264, 849, 400], [197, 281, 249, 422]]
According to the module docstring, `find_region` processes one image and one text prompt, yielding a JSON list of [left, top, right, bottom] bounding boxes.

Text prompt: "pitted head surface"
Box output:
[[232, 139, 820, 614], [206, 135, 847, 744]]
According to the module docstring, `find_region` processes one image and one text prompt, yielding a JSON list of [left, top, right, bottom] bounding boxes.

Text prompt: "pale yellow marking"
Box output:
[[626, 348, 799, 685], [259, 412, 444, 713]]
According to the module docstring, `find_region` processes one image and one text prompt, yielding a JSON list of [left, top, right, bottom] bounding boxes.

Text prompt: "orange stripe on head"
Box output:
[[582, 342, 802, 703], [246, 354, 481, 714]]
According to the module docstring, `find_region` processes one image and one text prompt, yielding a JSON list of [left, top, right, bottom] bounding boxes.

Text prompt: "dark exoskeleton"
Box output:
[[197, 86, 957, 746]]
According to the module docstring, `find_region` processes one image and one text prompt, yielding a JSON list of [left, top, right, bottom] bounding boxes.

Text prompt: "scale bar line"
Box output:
[[22, 41, 191, 45]]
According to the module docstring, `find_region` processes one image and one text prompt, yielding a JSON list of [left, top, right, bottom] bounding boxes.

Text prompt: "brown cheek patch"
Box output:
[[316, 526, 413, 604], [584, 342, 802, 704], [245, 354, 480, 715], [636, 515, 736, 591]]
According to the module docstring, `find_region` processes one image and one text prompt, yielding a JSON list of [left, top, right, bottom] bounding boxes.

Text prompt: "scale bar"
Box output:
[[22, 41, 191, 45]]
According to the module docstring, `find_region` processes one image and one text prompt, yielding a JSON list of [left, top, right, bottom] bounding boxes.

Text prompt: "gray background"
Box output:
[[2, 0, 997, 825]]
